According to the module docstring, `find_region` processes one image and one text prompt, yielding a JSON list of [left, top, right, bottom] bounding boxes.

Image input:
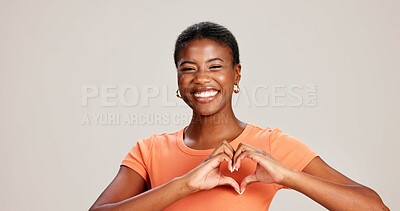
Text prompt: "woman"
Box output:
[[89, 22, 388, 210]]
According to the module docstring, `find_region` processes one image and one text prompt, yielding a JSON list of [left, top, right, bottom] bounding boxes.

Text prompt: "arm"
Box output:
[[233, 143, 389, 211], [89, 141, 239, 211], [89, 166, 193, 211], [285, 157, 389, 210]]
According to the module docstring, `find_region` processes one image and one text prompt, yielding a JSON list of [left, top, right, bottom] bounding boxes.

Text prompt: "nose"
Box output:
[[194, 70, 212, 84]]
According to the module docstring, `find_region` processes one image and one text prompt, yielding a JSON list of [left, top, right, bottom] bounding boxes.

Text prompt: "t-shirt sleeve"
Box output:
[[121, 135, 155, 183], [268, 128, 318, 190], [269, 128, 318, 172]]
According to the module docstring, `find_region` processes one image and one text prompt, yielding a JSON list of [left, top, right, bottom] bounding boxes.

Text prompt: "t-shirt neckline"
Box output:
[[176, 124, 253, 156]]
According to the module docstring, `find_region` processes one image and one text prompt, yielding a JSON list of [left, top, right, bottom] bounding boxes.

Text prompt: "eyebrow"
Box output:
[[179, 58, 224, 67], [206, 58, 224, 63]]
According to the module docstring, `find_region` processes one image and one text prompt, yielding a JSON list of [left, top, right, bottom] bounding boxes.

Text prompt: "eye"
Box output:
[[180, 67, 195, 72], [210, 65, 222, 69], [209, 65, 222, 71]]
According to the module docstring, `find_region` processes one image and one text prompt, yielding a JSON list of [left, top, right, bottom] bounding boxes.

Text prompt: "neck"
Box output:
[[184, 108, 246, 150]]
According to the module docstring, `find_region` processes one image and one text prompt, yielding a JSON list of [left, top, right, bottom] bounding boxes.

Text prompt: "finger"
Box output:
[[222, 140, 235, 152], [211, 141, 234, 158], [234, 143, 267, 170], [227, 155, 234, 173], [232, 143, 243, 163], [209, 152, 235, 173], [220, 150, 234, 172], [222, 147, 234, 159], [209, 142, 235, 172], [220, 141, 236, 172], [234, 150, 258, 171], [233, 143, 253, 167], [218, 176, 240, 194], [207, 153, 232, 169], [240, 173, 259, 193], [234, 143, 266, 160]]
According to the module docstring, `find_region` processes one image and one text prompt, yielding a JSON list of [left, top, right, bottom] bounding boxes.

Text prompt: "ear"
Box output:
[[234, 64, 242, 84]]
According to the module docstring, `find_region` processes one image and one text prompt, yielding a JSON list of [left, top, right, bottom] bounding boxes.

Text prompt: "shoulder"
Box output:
[[246, 123, 282, 142], [135, 128, 183, 150], [123, 128, 184, 163], [240, 123, 283, 152], [246, 123, 314, 154], [248, 123, 304, 146]]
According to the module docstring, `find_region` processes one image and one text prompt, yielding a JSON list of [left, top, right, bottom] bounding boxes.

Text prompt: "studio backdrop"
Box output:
[[0, 0, 399, 210]]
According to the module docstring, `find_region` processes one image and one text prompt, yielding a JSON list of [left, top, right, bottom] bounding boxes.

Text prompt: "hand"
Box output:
[[182, 141, 240, 193], [233, 143, 289, 193]]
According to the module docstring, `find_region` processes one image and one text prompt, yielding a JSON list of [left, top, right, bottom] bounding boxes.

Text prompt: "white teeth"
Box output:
[[194, 90, 218, 98]]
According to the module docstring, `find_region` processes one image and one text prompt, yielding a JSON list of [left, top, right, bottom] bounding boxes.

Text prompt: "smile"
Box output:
[[193, 90, 219, 98]]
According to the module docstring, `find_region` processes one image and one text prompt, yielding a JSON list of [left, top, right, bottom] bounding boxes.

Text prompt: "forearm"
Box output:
[[283, 170, 389, 210], [90, 177, 193, 211]]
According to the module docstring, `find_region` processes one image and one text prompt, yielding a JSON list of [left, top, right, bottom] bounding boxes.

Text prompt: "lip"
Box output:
[[191, 86, 220, 93]]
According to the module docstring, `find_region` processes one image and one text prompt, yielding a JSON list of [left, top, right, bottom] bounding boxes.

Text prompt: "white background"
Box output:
[[1, 0, 399, 210]]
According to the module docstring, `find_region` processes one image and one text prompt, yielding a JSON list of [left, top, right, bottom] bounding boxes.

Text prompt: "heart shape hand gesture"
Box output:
[[182, 141, 290, 194]]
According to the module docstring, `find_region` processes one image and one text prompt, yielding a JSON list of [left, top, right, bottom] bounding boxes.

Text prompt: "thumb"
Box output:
[[240, 174, 259, 194], [218, 176, 240, 194]]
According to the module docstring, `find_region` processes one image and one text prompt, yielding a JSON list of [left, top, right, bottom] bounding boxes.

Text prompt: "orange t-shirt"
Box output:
[[122, 124, 318, 210]]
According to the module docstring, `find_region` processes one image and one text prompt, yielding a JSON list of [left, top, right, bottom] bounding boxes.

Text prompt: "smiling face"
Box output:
[[176, 38, 241, 116]]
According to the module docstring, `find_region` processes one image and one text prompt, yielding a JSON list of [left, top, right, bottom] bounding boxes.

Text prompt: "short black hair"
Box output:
[[174, 21, 240, 68]]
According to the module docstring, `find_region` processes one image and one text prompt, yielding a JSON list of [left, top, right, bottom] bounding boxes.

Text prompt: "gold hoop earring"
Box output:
[[176, 89, 182, 98], [233, 84, 240, 94]]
